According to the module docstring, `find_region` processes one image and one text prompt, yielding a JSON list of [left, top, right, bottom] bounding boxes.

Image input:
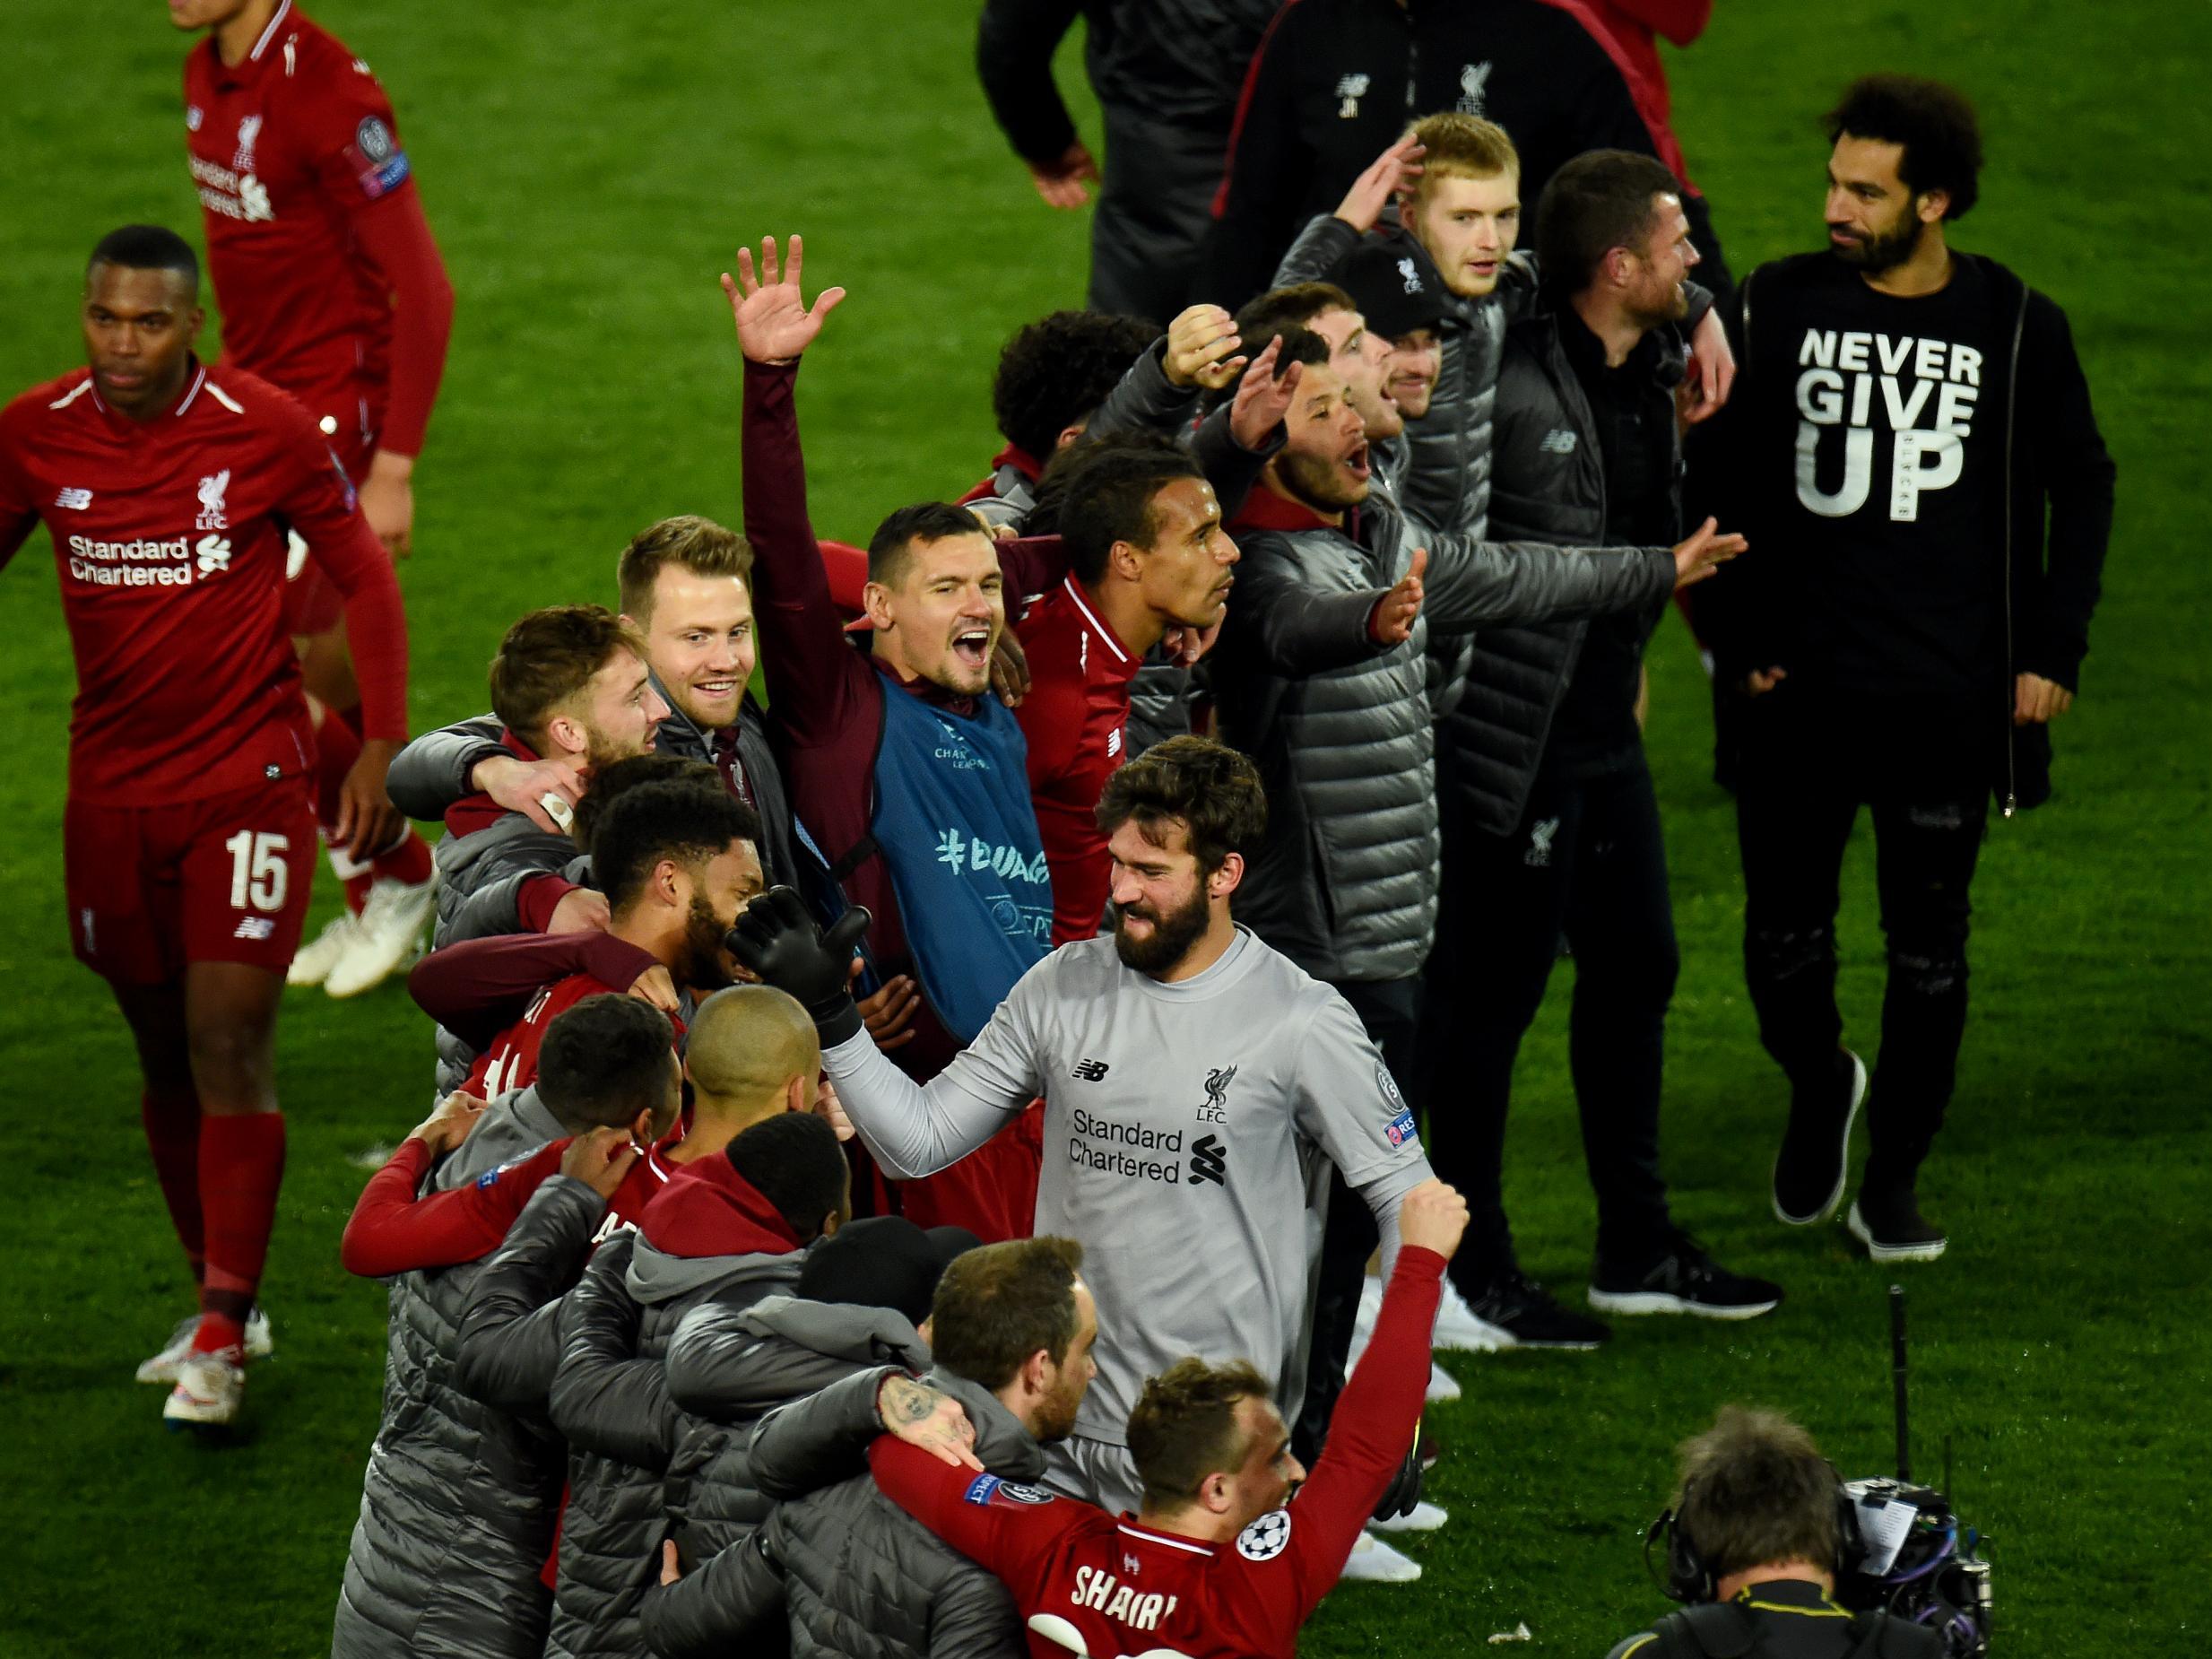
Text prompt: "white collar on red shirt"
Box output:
[[80, 361, 210, 426], [1115, 1520, 1216, 1558], [1061, 576, 1133, 668], [249, 0, 294, 61]]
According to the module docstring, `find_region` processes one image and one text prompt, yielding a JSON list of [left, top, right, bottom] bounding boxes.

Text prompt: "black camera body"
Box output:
[[1834, 1477, 1992, 1656]]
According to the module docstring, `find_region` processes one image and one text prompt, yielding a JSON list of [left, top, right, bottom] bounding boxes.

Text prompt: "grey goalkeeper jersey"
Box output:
[[822, 926, 1433, 1447]]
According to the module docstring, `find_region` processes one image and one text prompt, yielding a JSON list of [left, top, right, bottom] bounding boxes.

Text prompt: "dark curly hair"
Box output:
[[1095, 735, 1267, 875], [991, 310, 1159, 463], [1825, 74, 1984, 221]]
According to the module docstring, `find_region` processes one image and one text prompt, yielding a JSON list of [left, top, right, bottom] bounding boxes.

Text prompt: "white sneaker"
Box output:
[[287, 909, 361, 986], [137, 1306, 273, 1384], [164, 1344, 247, 1427], [1369, 1500, 1450, 1534], [324, 873, 436, 999], [1426, 1360, 1462, 1404], [1338, 1530, 1422, 1585], [1434, 1275, 1515, 1352]]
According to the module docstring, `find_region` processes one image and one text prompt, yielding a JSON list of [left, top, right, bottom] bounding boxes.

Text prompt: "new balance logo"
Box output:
[[1073, 1059, 1110, 1081], [1539, 430, 1577, 455], [234, 916, 276, 941], [1188, 1134, 1227, 1186], [55, 487, 92, 510]]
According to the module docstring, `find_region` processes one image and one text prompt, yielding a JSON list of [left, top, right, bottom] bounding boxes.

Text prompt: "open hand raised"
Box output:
[[721, 236, 847, 365]]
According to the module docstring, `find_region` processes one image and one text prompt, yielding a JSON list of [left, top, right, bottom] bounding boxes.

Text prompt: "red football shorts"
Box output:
[[282, 404, 378, 637], [65, 775, 317, 986]]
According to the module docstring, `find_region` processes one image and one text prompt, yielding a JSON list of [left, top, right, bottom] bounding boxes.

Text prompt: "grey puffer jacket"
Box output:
[[1215, 493, 1676, 983], [331, 1088, 573, 1659], [542, 1234, 802, 1659], [639, 1298, 933, 1659], [1443, 304, 1686, 836], [716, 1364, 1034, 1659]]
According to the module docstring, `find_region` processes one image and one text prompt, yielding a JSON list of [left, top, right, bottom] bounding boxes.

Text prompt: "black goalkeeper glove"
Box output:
[[726, 887, 872, 1047], [1370, 1420, 1424, 1523]]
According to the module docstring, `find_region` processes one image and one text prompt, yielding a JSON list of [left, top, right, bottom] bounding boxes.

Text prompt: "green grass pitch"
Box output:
[[1, 2, 2206, 1653]]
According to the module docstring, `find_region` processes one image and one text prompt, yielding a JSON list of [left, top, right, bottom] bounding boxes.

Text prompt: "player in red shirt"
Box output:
[[866, 1179, 1469, 1658], [410, 780, 765, 1098], [174, 0, 455, 995], [1017, 439, 1240, 942], [0, 225, 409, 1427]]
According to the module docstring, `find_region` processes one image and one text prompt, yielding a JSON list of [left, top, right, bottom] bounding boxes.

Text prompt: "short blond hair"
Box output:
[[1407, 112, 1521, 198], [616, 515, 754, 621]]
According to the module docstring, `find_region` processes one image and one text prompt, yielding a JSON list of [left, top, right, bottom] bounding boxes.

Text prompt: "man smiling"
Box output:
[[728, 234, 1063, 1239]]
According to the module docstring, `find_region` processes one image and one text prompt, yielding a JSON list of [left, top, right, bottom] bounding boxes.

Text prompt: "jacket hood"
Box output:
[[735, 1294, 931, 1368], [638, 1153, 806, 1262], [626, 1234, 804, 1307], [924, 1368, 1046, 1481], [430, 1084, 566, 1194]]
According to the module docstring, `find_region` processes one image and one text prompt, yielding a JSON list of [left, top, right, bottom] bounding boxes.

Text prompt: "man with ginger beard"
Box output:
[[726, 235, 1066, 1241]]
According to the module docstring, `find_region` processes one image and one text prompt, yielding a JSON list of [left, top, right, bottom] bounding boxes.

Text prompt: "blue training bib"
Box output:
[[868, 685, 1052, 1042]]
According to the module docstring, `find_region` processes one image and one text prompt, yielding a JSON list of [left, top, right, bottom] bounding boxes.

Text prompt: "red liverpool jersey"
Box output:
[[0, 360, 405, 804], [868, 1247, 1447, 1659], [466, 971, 690, 1100], [184, 0, 414, 439], [1015, 577, 1144, 944]]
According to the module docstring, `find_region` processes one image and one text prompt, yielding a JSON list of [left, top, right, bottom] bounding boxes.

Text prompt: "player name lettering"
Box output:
[[1066, 1565, 1180, 1632]]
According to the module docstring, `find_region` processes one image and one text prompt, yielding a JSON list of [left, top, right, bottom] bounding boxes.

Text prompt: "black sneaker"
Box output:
[[1458, 1270, 1611, 1350], [1773, 1048, 1867, 1225], [1589, 1232, 1784, 1320], [1847, 1187, 1947, 1264]]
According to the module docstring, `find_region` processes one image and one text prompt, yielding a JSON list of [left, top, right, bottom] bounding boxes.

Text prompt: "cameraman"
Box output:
[[1613, 1406, 1939, 1658]]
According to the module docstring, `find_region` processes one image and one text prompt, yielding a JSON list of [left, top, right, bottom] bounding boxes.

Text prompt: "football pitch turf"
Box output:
[[2, 2, 2206, 1653]]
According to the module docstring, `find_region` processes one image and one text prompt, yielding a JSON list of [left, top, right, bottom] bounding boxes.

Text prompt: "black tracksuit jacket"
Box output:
[[1198, 0, 1661, 308]]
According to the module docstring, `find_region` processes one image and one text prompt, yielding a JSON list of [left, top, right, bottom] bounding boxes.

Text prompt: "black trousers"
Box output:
[[1414, 755, 1679, 1290], [1291, 975, 1418, 1467], [1735, 690, 1987, 1191], [1089, 106, 1225, 326]]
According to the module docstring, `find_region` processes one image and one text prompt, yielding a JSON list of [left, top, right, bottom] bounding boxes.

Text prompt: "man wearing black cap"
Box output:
[[642, 1216, 980, 1657], [1327, 239, 1450, 435]]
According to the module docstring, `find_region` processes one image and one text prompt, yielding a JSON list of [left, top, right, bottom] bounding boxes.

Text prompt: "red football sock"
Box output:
[[374, 827, 435, 886], [141, 1086, 205, 1283], [195, 1111, 287, 1351]]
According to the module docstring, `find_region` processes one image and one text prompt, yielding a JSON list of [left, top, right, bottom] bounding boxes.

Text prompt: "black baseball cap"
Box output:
[[1328, 239, 1449, 340], [798, 1215, 982, 1327]]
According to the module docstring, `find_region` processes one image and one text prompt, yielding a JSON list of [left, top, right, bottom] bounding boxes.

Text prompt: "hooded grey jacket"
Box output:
[[542, 1234, 802, 1659], [641, 1364, 1030, 1659], [638, 1298, 934, 1659], [1215, 496, 1675, 984], [330, 1088, 573, 1659], [1441, 303, 1686, 835]]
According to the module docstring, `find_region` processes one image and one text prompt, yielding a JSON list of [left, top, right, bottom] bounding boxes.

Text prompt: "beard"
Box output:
[[1831, 210, 1924, 274], [1274, 447, 1367, 513], [586, 727, 650, 771], [1112, 878, 1212, 975], [1030, 1367, 1087, 1445], [675, 893, 735, 994]]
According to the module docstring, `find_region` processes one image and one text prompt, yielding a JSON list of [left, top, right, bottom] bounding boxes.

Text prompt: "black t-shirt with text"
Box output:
[[1776, 255, 2003, 698]]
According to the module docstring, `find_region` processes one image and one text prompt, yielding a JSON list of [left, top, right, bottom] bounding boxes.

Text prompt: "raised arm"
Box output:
[[386, 713, 505, 819], [724, 236, 872, 748], [1418, 525, 1679, 632]]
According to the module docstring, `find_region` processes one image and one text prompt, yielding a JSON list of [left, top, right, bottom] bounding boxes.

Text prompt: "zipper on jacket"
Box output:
[[1999, 283, 2027, 817]]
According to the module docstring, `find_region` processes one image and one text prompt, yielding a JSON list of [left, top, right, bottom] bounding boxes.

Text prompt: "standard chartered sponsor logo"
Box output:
[[189, 156, 273, 222], [65, 532, 203, 587], [1069, 1107, 1185, 1186]]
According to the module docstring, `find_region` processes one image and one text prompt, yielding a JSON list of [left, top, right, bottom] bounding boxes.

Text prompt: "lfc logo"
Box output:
[[195, 469, 231, 531], [1196, 1064, 1236, 1125]]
